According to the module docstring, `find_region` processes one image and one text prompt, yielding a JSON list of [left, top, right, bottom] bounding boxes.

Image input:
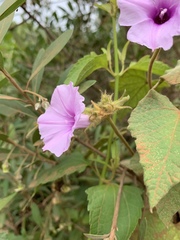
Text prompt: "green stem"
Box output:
[[108, 117, 134, 156], [147, 48, 161, 89], [112, 16, 120, 101], [100, 14, 120, 183]]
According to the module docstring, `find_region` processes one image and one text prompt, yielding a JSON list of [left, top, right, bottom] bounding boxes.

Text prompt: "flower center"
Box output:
[[154, 8, 170, 24]]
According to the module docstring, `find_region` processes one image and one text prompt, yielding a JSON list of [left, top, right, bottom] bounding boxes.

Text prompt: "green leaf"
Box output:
[[64, 53, 108, 85], [95, 3, 112, 15], [29, 152, 88, 188], [156, 183, 180, 225], [140, 212, 180, 240], [30, 202, 43, 227], [0, 99, 36, 118], [0, 0, 25, 21], [128, 90, 180, 208], [29, 48, 45, 94], [29, 30, 73, 81], [161, 60, 180, 85], [0, 12, 14, 44], [86, 184, 143, 240], [129, 55, 170, 75], [0, 193, 17, 211], [78, 80, 96, 94]]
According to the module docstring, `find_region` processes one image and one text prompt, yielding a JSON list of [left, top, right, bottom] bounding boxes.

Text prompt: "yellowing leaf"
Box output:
[[128, 90, 180, 208], [161, 60, 180, 85]]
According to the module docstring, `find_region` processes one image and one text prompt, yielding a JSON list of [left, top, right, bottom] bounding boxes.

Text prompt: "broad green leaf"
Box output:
[[29, 30, 73, 81], [156, 183, 180, 225], [119, 69, 149, 110], [128, 90, 180, 208], [64, 53, 108, 85], [0, 0, 25, 21], [79, 80, 96, 94], [29, 152, 87, 188], [86, 184, 143, 240], [161, 60, 180, 85], [0, 193, 17, 211], [30, 202, 43, 227], [0, 12, 14, 44], [129, 55, 170, 75], [28, 48, 45, 94], [0, 99, 36, 118], [140, 212, 180, 240]]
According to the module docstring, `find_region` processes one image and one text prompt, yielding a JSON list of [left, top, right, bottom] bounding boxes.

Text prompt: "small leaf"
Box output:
[[0, 193, 17, 211], [29, 30, 73, 81], [161, 60, 180, 85], [128, 90, 180, 208], [95, 3, 112, 14], [64, 53, 108, 85], [30, 202, 43, 227], [29, 152, 87, 188], [86, 184, 143, 240], [0, 0, 25, 21], [156, 183, 180, 225], [78, 80, 96, 94]]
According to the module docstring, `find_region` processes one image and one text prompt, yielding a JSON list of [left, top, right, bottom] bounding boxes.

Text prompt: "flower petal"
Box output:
[[117, 0, 154, 26], [127, 18, 179, 50], [50, 82, 85, 117], [42, 130, 73, 157]]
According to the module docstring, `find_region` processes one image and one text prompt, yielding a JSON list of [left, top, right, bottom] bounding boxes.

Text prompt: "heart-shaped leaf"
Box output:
[[128, 90, 180, 208]]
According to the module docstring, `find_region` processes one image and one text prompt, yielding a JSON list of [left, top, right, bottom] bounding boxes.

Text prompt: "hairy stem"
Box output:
[[147, 48, 161, 89], [109, 168, 127, 240], [108, 117, 134, 156]]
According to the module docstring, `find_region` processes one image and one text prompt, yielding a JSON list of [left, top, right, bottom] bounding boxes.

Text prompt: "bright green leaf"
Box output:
[[0, 0, 25, 21], [64, 53, 108, 85], [129, 55, 170, 75], [0, 193, 17, 211], [86, 184, 143, 240], [94, 3, 112, 15], [128, 90, 180, 208], [161, 60, 180, 85], [29, 152, 88, 188], [156, 183, 180, 225], [29, 30, 73, 81]]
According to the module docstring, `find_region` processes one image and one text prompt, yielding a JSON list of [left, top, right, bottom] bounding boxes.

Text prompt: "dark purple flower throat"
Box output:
[[154, 8, 171, 24]]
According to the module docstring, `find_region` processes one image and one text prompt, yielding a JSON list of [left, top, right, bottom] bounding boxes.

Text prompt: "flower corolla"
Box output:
[[117, 0, 180, 51], [37, 82, 90, 157]]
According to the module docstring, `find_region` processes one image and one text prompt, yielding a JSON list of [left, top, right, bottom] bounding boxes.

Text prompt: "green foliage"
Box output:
[[0, 0, 179, 239], [86, 184, 143, 240], [29, 152, 88, 188], [64, 53, 108, 85]]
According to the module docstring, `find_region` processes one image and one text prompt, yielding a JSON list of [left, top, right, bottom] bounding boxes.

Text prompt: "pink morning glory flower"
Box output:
[[117, 0, 180, 51], [37, 82, 90, 157]]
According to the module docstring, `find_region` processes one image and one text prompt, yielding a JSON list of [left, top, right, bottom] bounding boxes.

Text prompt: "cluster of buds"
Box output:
[[85, 92, 131, 126], [35, 97, 49, 111]]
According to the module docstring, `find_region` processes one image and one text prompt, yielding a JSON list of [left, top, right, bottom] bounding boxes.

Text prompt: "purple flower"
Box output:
[[37, 82, 90, 157], [117, 0, 180, 50]]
